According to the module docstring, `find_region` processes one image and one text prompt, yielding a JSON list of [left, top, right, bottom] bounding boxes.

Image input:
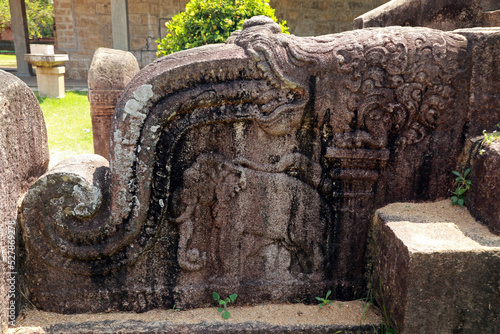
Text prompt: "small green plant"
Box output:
[[451, 168, 471, 207], [169, 304, 180, 312], [213, 291, 237, 319], [315, 290, 333, 308], [479, 123, 500, 155], [157, 0, 289, 57]]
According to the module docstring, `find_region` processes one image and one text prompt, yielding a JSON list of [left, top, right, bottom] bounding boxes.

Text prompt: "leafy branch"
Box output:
[[451, 169, 471, 207]]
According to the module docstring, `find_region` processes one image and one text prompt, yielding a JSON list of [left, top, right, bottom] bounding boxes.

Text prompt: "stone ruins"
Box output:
[[88, 47, 140, 159], [0, 70, 49, 332], [1, 6, 499, 334]]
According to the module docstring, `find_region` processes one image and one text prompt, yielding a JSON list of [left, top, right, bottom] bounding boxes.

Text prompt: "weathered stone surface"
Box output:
[[88, 47, 139, 159], [469, 141, 500, 235], [455, 28, 500, 137], [369, 201, 500, 334], [354, 0, 499, 30], [14, 321, 381, 334], [8, 302, 382, 333], [20, 17, 472, 314], [0, 70, 49, 331]]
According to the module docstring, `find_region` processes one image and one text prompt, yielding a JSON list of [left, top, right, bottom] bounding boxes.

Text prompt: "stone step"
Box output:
[[8, 302, 383, 333], [481, 0, 500, 12], [483, 9, 500, 27], [371, 200, 500, 333]]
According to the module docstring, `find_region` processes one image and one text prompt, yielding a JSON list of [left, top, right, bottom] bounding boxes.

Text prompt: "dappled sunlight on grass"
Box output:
[[0, 54, 17, 68], [36, 91, 93, 167]]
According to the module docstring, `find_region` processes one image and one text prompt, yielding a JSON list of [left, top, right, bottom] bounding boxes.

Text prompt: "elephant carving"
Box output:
[[170, 153, 331, 290]]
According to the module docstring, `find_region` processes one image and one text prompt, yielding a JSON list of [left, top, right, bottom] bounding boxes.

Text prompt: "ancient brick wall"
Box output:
[[53, 0, 113, 80], [53, 0, 189, 79], [270, 0, 390, 36], [127, 0, 190, 72], [54, 0, 389, 79]]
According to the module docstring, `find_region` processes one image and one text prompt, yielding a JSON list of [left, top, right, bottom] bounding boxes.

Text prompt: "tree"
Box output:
[[157, 0, 288, 57], [0, 0, 10, 32], [0, 0, 54, 40]]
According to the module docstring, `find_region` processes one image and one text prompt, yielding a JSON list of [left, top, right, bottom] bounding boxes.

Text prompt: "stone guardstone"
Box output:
[[87, 48, 139, 159], [0, 70, 49, 331], [370, 201, 500, 333], [19, 17, 476, 317]]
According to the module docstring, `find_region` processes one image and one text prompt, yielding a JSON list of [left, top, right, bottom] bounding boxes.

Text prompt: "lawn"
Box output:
[[0, 54, 17, 68], [36, 91, 93, 165]]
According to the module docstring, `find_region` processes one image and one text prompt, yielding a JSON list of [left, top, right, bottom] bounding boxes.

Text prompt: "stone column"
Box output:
[[8, 0, 31, 76], [325, 147, 389, 299], [35, 66, 66, 98], [111, 0, 130, 51], [87, 48, 139, 159]]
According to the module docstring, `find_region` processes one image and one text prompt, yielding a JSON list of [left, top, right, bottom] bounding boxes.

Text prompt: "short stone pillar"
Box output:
[[87, 48, 139, 159], [24, 45, 68, 98], [34, 66, 66, 98]]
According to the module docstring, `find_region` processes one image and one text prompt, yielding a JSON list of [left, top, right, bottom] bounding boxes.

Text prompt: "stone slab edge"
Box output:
[[24, 320, 381, 334]]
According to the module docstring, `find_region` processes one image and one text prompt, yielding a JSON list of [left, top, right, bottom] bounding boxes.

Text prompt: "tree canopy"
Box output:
[[0, 0, 54, 40], [157, 0, 288, 57]]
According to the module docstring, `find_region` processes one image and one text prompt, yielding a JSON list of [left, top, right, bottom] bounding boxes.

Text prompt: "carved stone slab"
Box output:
[[20, 17, 470, 313], [88, 48, 139, 159], [0, 70, 49, 330]]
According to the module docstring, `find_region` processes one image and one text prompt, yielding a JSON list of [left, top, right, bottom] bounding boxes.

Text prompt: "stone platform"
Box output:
[[7, 302, 382, 333]]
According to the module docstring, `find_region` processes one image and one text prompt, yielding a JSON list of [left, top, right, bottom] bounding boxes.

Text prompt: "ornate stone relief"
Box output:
[[20, 16, 469, 312]]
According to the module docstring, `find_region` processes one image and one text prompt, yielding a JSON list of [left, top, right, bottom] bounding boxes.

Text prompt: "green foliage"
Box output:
[[0, 0, 10, 31], [169, 304, 180, 312], [213, 291, 237, 319], [479, 123, 500, 155], [451, 169, 471, 207], [0, 0, 54, 39], [157, 0, 288, 57], [315, 290, 333, 309]]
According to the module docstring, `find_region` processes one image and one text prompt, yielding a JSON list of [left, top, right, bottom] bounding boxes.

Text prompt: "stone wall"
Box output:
[[54, 0, 389, 80], [53, 0, 113, 80], [271, 0, 389, 36], [127, 0, 190, 71]]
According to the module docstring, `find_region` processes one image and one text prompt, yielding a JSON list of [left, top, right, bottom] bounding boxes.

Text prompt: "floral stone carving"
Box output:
[[20, 17, 469, 313]]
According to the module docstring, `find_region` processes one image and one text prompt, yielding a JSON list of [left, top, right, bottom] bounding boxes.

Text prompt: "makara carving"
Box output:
[[20, 17, 468, 312]]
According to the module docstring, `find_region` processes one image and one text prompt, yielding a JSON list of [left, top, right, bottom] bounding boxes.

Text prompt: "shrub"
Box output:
[[156, 0, 288, 57]]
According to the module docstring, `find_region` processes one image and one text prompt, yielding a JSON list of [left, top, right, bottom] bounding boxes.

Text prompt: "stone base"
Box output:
[[8, 302, 382, 334], [35, 66, 66, 98], [370, 201, 500, 334], [90, 113, 112, 159]]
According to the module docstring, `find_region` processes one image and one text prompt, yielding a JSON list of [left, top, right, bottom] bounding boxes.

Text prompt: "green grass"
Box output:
[[0, 54, 16, 67], [36, 91, 93, 159]]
